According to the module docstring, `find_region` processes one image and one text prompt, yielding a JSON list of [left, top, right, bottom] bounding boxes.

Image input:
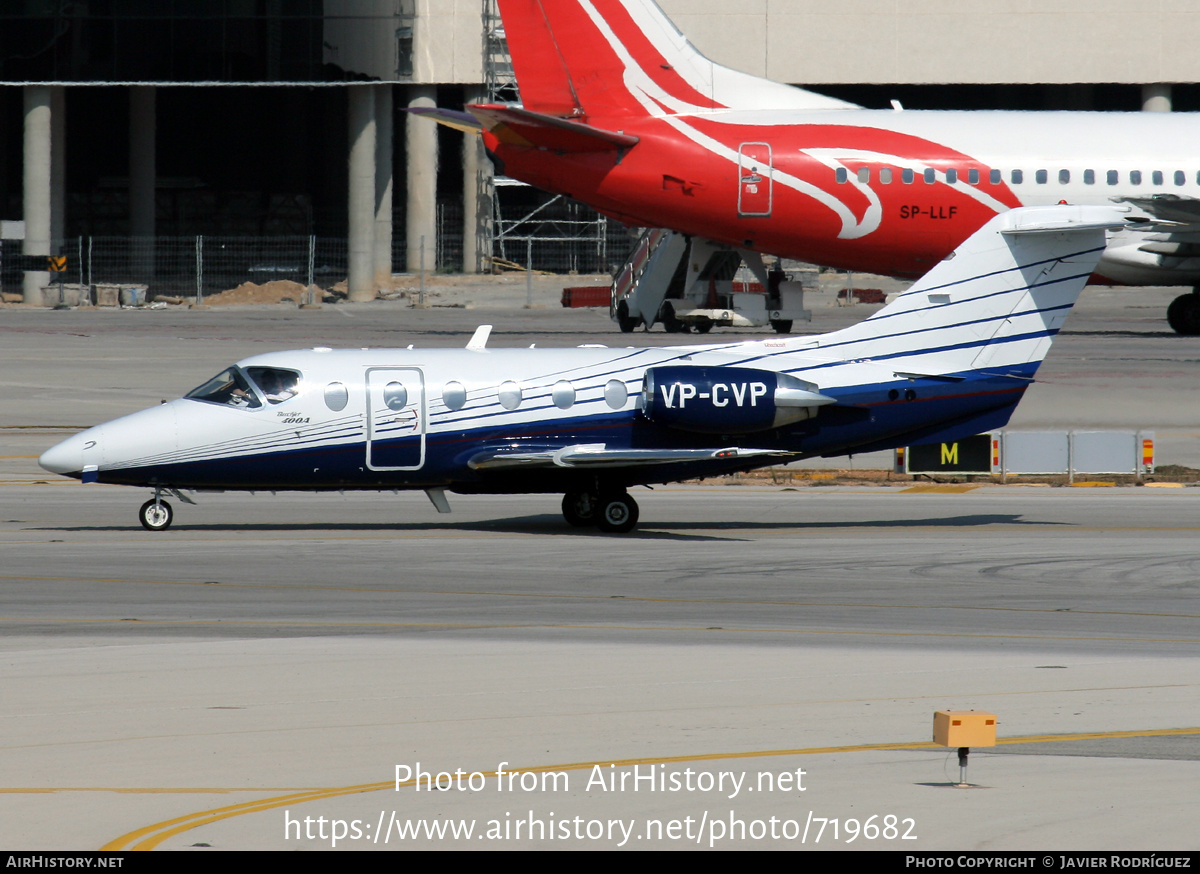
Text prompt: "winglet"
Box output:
[[466, 325, 493, 351]]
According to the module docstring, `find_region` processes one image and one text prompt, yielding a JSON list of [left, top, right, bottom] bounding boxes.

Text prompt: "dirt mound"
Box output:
[[205, 280, 317, 306]]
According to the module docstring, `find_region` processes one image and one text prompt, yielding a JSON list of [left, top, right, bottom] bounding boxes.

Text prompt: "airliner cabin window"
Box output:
[[1130, 170, 1142, 185], [1152, 171, 1164, 186], [902, 168, 914, 184], [836, 168, 847, 184], [968, 169, 979, 185], [858, 168, 870, 183], [989, 169, 1001, 184], [923, 168, 935, 184], [1107, 170, 1119, 185], [1176, 171, 1186, 186], [1084, 169, 1095, 184], [1059, 169, 1070, 184], [1011, 169, 1023, 184], [946, 168, 958, 184], [1035, 169, 1048, 184], [186, 367, 262, 409], [879, 168, 893, 184]]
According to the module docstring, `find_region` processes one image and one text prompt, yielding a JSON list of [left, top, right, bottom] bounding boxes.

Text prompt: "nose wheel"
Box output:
[[139, 497, 174, 531]]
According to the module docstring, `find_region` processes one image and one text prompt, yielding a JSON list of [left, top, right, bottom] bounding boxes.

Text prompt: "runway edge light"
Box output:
[[934, 710, 997, 788]]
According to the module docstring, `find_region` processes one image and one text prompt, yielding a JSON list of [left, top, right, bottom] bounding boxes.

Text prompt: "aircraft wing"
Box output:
[[468, 105, 639, 153], [404, 106, 483, 135], [467, 444, 790, 471], [1113, 194, 1200, 225]]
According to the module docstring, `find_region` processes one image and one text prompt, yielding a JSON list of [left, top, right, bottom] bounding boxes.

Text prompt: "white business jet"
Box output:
[[40, 205, 1127, 534]]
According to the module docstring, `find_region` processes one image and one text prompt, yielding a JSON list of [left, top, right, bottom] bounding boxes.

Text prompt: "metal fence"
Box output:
[[0, 194, 631, 301]]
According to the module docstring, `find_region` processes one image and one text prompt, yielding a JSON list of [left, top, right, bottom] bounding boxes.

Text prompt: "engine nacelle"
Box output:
[[641, 366, 835, 434]]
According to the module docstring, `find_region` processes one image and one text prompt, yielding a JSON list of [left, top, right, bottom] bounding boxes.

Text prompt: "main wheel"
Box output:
[[562, 489, 597, 527], [770, 319, 793, 334], [1167, 293, 1200, 335], [658, 304, 689, 333], [615, 300, 639, 333], [692, 317, 713, 334], [139, 498, 173, 531], [595, 493, 639, 534]]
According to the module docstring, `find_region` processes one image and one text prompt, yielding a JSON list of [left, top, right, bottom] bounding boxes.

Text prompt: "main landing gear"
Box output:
[[1167, 289, 1200, 336], [562, 486, 640, 534]]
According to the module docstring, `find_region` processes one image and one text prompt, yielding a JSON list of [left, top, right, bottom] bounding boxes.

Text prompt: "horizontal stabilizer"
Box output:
[[469, 105, 639, 153], [404, 106, 482, 135], [468, 443, 788, 471]]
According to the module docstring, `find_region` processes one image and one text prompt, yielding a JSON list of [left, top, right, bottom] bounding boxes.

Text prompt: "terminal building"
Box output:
[[3, 1, 1198, 303]]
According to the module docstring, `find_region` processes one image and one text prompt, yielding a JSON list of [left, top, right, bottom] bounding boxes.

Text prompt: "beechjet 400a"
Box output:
[[41, 206, 1127, 534]]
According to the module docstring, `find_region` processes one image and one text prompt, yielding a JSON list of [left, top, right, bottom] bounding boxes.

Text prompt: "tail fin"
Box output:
[[496, 0, 856, 119], [812, 205, 1128, 379]]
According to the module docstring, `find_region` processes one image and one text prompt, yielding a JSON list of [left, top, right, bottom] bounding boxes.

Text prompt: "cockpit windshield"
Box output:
[[185, 367, 262, 409], [185, 366, 303, 409], [245, 367, 301, 404]]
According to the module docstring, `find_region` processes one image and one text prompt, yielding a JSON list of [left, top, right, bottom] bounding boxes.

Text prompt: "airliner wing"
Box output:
[[467, 444, 789, 470], [404, 106, 483, 134], [1113, 194, 1200, 225], [468, 105, 639, 153]]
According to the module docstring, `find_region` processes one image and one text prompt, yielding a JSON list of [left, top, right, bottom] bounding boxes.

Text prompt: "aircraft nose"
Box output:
[[39, 431, 88, 477]]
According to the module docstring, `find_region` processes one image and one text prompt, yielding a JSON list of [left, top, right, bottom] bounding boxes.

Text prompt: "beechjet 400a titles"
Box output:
[[425, 0, 1200, 334], [41, 206, 1127, 533]]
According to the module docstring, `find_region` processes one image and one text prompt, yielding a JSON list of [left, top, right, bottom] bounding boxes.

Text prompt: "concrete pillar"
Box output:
[[130, 86, 156, 283], [347, 86, 377, 302], [50, 87, 65, 253], [406, 85, 438, 274], [374, 84, 394, 290], [462, 88, 492, 274], [130, 87, 156, 237], [22, 86, 52, 304], [1143, 84, 1172, 113]]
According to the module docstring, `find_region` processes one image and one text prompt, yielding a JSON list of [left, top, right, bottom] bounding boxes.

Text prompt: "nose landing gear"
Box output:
[[139, 494, 174, 531]]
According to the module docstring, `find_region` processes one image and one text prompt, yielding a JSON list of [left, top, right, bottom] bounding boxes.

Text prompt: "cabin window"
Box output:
[[323, 382, 348, 412], [879, 168, 893, 184], [604, 379, 629, 409], [1058, 169, 1070, 184], [1130, 170, 1142, 185], [945, 168, 958, 184], [835, 167, 847, 184], [552, 380, 576, 410], [1107, 170, 1119, 185], [185, 366, 262, 409], [1083, 169, 1095, 184], [1035, 169, 1048, 184], [1011, 169, 1023, 184], [989, 169, 1001, 185], [857, 167, 870, 183], [968, 168, 979, 185], [442, 381, 467, 411], [245, 367, 301, 405], [901, 168, 914, 184], [923, 168, 935, 184], [498, 381, 523, 411], [382, 381, 407, 411], [1175, 170, 1186, 186], [1152, 170, 1164, 186]]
